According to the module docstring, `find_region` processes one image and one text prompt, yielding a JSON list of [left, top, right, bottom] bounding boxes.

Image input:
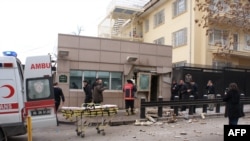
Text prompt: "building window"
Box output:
[[173, 0, 187, 17], [154, 9, 165, 27], [145, 19, 149, 33], [69, 70, 82, 89], [209, 0, 230, 13], [111, 72, 122, 90], [172, 28, 187, 47], [83, 71, 97, 88], [98, 71, 110, 88], [245, 34, 250, 50], [232, 34, 238, 51], [209, 29, 229, 47], [153, 37, 165, 45], [69, 70, 122, 90]]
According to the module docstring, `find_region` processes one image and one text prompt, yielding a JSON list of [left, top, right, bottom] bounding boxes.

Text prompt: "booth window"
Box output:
[[69, 70, 122, 90], [69, 70, 82, 89], [111, 72, 122, 90]]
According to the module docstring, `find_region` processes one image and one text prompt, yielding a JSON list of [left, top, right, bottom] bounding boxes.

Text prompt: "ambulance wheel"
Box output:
[[0, 128, 7, 141]]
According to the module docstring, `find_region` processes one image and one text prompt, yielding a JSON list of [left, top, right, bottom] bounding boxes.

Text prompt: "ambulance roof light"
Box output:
[[2, 51, 17, 57]]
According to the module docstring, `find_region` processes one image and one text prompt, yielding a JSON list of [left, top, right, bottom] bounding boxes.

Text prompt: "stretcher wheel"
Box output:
[[81, 133, 85, 138], [77, 132, 81, 136], [76, 129, 81, 136], [96, 127, 100, 134], [102, 132, 105, 136]]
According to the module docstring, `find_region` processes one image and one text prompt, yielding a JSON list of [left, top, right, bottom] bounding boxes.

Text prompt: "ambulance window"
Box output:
[[27, 78, 52, 100]]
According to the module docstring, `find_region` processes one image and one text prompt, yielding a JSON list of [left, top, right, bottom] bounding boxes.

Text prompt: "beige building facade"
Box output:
[[57, 34, 172, 108], [98, 0, 250, 67], [56, 0, 250, 108]]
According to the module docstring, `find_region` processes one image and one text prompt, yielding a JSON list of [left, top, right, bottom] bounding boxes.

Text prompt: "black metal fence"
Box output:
[[172, 65, 250, 98], [140, 95, 250, 119]]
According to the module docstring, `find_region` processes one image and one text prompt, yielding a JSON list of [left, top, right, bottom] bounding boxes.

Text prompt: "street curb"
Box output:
[[58, 109, 250, 126], [59, 112, 250, 126]]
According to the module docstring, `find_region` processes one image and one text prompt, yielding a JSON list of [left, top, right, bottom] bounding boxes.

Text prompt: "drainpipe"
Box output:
[[189, 1, 192, 63]]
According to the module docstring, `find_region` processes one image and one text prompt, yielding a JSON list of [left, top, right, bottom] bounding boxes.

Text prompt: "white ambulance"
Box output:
[[0, 51, 57, 140]]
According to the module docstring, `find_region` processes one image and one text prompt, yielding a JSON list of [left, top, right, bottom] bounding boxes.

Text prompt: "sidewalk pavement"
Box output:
[[57, 104, 250, 126]]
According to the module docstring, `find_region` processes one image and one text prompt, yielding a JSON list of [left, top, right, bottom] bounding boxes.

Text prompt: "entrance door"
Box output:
[[150, 75, 158, 101]]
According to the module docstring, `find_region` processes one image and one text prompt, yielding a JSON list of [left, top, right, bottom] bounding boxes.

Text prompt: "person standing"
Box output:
[[170, 80, 179, 109], [83, 80, 92, 104], [223, 83, 244, 125], [91, 78, 99, 92], [178, 79, 188, 111], [92, 79, 107, 104], [53, 82, 65, 126], [170, 80, 179, 101], [123, 79, 137, 115], [188, 80, 198, 113], [206, 80, 215, 111]]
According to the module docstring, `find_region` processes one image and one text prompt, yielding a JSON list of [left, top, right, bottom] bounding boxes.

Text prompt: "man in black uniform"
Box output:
[[178, 79, 188, 111], [53, 82, 65, 126], [188, 80, 198, 113], [83, 80, 92, 104]]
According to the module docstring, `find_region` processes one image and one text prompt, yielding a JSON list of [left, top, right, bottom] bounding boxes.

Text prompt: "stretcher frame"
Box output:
[[61, 103, 118, 138]]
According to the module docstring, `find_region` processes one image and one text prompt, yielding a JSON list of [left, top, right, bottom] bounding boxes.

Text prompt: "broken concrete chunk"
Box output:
[[146, 114, 156, 123], [201, 113, 205, 119]]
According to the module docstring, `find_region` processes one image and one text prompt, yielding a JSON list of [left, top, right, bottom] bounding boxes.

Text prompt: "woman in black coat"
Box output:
[[223, 83, 244, 125]]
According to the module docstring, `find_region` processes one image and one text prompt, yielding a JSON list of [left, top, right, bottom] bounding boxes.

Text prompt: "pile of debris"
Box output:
[[134, 108, 177, 126], [134, 108, 207, 126]]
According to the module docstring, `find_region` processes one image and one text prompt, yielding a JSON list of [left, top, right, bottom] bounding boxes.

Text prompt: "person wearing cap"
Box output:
[[83, 80, 92, 104], [123, 79, 137, 115]]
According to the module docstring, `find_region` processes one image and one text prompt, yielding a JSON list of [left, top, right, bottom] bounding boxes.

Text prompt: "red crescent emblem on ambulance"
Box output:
[[0, 85, 15, 98]]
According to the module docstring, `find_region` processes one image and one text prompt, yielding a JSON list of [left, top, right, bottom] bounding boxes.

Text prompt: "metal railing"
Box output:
[[140, 94, 250, 118]]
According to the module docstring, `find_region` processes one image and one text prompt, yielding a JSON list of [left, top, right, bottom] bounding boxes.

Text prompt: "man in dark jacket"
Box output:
[[92, 79, 107, 104], [83, 80, 92, 104], [188, 80, 198, 113], [53, 82, 65, 126], [223, 82, 244, 125], [206, 80, 216, 111], [170, 80, 179, 101], [178, 79, 188, 111]]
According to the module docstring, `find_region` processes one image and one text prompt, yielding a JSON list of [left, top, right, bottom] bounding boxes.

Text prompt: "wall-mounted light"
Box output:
[[126, 56, 138, 62], [58, 51, 69, 57]]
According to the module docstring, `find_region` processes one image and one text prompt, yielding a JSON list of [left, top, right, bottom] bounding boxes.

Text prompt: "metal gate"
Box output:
[[172, 65, 250, 97]]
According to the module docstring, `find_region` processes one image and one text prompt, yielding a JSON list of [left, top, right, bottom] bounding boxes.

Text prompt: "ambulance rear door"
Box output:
[[0, 56, 24, 124], [23, 55, 56, 128]]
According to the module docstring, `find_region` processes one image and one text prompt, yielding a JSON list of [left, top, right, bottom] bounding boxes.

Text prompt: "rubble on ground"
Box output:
[[134, 108, 209, 126]]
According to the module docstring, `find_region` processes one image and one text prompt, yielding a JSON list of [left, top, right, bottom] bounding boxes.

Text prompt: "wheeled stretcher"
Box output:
[[61, 103, 118, 138]]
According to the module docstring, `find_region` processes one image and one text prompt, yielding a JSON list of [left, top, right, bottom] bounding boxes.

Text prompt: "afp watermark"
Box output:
[[224, 125, 250, 141]]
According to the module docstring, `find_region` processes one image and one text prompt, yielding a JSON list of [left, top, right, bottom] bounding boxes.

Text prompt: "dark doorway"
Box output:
[[150, 75, 158, 101]]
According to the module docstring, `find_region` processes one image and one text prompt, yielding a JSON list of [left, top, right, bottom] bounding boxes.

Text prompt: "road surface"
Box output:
[[9, 113, 250, 141]]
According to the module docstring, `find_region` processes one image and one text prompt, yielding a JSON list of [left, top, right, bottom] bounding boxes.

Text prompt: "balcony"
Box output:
[[98, 0, 149, 41], [209, 44, 250, 59]]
